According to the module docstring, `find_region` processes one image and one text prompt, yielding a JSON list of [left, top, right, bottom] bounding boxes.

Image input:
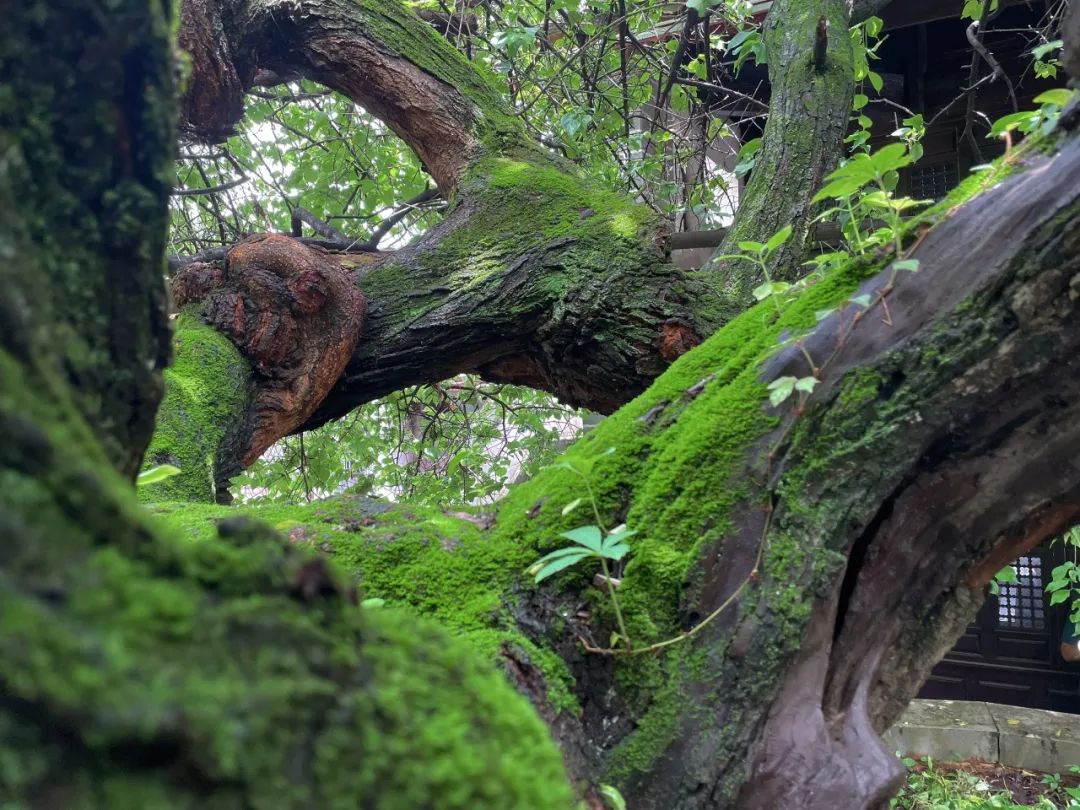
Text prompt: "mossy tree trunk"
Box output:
[[0, 4, 577, 808], [704, 0, 855, 318], [8, 2, 1080, 810]]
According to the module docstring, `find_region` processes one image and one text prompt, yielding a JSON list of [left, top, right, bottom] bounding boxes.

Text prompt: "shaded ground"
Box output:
[[895, 757, 1080, 808]]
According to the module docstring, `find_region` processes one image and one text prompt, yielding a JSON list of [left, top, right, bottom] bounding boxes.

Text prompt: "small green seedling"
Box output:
[[529, 524, 635, 584]]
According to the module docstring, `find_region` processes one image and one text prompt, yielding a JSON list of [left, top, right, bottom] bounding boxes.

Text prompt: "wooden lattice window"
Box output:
[[997, 555, 1047, 631], [909, 162, 959, 202]]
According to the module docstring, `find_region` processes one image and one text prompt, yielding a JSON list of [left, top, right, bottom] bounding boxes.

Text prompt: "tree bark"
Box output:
[[8, 1, 1080, 809], [0, 0, 175, 479], [706, 0, 856, 317], [0, 4, 577, 807]]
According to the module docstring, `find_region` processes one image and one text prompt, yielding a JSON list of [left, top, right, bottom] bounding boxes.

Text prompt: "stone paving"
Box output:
[[884, 700, 1080, 774]]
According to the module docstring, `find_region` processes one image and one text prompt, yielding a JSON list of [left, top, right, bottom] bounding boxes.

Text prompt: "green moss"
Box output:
[[151, 495, 579, 714], [481, 157, 656, 240], [141, 314, 252, 503], [355, 147, 699, 375], [394, 155, 663, 315], [1, 368, 575, 807], [346, 1, 523, 146], [0, 0, 176, 476]]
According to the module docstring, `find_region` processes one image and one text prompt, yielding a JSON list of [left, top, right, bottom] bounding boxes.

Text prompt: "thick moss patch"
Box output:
[[152, 496, 578, 713], [141, 314, 252, 503]]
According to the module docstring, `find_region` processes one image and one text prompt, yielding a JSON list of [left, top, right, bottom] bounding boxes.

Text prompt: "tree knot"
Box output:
[[171, 234, 366, 465]]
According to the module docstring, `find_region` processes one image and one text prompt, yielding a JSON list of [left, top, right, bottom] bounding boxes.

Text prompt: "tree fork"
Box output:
[[166, 0, 733, 482]]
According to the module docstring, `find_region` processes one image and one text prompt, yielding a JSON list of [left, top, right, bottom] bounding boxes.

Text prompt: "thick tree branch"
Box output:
[[180, 0, 525, 190], [706, 0, 856, 315], [171, 0, 726, 467]]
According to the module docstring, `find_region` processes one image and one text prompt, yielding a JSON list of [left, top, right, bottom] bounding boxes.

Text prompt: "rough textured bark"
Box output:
[[174, 236, 365, 462], [0, 0, 174, 479], [706, 0, 856, 318], [169, 0, 726, 476]]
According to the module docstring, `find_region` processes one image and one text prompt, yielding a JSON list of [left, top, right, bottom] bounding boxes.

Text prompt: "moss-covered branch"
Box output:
[[166, 0, 728, 470], [157, 124, 1080, 808]]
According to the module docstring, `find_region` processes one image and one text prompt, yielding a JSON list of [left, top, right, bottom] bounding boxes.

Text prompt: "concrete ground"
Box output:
[[884, 700, 1080, 774]]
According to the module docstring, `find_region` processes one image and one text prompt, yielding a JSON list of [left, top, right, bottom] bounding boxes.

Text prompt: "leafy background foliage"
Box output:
[[171, 0, 785, 506]]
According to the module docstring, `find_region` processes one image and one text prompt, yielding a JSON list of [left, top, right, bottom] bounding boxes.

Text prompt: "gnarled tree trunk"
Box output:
[[5, 0, 1080, 808]]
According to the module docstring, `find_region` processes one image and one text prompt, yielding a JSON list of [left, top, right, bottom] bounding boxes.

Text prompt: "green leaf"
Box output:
[[859, 190, 893, 210], [765, 224, 793, 253], [360, 597, 386, 609], [685, 0, 720, 13], [737, 240, 766, 254], [531, 550, 594, 583], [136, 464, 182, 487], [812, 174, 871, 203], [1050, 590, 1071, 606], [853, 93, 868, 111], [828, 152, 876, 180], [870, 143, 912, 174], [601, 543, 631, 561], [752, 280, 791, 301], [994, 566, 1019, 584], [603, 527, 637, 549], [1034, 88, 1075, 107], [533, 546, 598, 564], [767, 376, 797, 407], [850, 293, 872, 308], [562, 497, 583, 516], [988, 110, 1036, 137], [560, 525, 604, 552], [814, 307, 836, 322], [599, 784, 627, 810], [893, 259, 921, 272], [1031, 40, 1063, 60], [737, 137, 762, 158], [794, 376, 818, 394]]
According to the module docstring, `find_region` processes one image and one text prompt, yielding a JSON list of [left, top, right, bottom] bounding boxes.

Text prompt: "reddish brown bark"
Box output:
[[173, 234, 365, 463]]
